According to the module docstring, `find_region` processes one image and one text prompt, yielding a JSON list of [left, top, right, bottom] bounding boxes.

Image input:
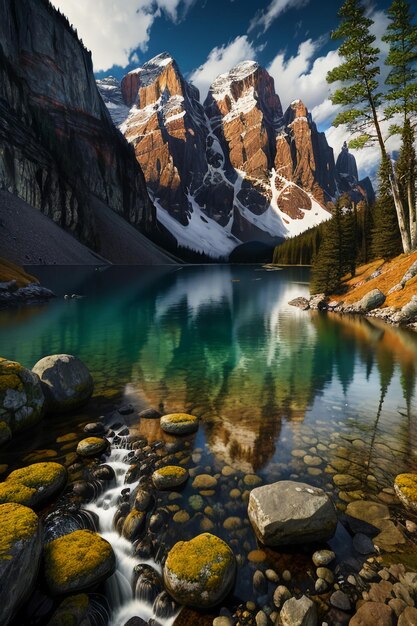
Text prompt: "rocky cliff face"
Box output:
[[98, 55, 373, 259], [0, 0, 157, 256]]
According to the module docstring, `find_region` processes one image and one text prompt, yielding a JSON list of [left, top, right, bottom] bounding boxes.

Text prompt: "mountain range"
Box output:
[[0, 0, 373, 265], [98, 53, 374, 259]]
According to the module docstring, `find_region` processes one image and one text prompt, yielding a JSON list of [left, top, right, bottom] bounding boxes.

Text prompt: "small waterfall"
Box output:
[[87, 436, 180, 626]]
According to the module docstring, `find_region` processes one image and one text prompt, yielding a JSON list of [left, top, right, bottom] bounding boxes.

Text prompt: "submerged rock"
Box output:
[[152, 466, 189, 490], [163, 533, 236, 608], [43, 529, 115, 595], [160, 413, 199, 435], [32, 354, 93, 413], [0, 357, 44, 437], [0, 462, 67, 507], [248, 480, 337, 546], [0, 503, 42, 625], [139, 408, 162, 419]]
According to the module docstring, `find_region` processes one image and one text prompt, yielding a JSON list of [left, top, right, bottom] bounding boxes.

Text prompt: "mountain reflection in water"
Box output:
[[1, 265, 416, 480]]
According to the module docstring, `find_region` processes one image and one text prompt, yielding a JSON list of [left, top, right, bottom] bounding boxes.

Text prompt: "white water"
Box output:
[[87, 443, 180, 626]]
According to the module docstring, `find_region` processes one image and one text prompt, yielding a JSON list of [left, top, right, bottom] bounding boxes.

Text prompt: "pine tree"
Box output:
[[372, 157, 403, 259], [310, 204, 343, 295], [328, 0, 411, 253]]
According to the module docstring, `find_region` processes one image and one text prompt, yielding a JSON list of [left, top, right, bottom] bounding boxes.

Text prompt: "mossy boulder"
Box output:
[[43, 529, 115, 595], [0, 503, 42, 624], [32, 355, 93, 414], [0, 462, 67, 508], [163, 533, 236, 608], [76, 437, 108, 457], [152, 466, 189, 490], [160, 413, 199, 435], [0, 357, 44, 438], [394, 474, 417, 511]]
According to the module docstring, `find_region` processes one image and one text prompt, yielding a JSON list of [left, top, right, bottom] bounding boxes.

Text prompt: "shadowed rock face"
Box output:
[[0, 0, 156, 253]]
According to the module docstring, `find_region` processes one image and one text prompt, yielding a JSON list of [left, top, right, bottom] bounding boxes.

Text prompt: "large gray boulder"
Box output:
[[391, 296, 417, 324], [0, 503, 42, 625], [32, 355, 93, 413], [355, 289, 385, 313], [248, 481, 337, 546]]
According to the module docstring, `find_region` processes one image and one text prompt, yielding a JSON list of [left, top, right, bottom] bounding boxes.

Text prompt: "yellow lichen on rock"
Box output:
[[164, 533, 236, 608], [0, 502, 39, 559], [0, 462, 67, 507], [163, 413, 197, 424], [157, 465, 188, 477], [44, 530, 115, 594], [394, 473, 417, 511]]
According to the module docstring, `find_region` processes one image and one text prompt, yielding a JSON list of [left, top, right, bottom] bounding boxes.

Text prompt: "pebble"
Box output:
[[253, 571, 267, 594], [315, 577, 328, 593], [265, 569, 279, 583], [312, 550, 335, 567], [406, 520, 417, 533], [255, 610, 269, 626], [192, 474, 217, 489], [223, 517, 242, 530], [282, 570, 291, 582], [330, 590, 351, 611], [173, 510, 190, 523], [213, 618, 232, 626], [230, 489, 241, 499], [316, 567, 334, 584], [273, 585, 291, 609], [222, 466, 237, 477], [188, 495, 204, 511], [244, 474, 262, 487]]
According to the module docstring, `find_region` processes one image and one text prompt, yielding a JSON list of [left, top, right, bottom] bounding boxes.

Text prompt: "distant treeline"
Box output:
[[273, 200, 374, 268]]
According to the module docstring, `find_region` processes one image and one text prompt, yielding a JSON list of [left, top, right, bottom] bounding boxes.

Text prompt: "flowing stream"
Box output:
[[87, 432, 180, 626]]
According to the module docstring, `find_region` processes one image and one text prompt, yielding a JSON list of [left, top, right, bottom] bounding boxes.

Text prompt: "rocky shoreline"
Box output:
[[0, 279, 55, 308], [289, 259, 417, 332], [2, 355, 417, 625]]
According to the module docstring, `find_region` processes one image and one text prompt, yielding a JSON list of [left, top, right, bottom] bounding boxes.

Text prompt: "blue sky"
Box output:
[[51, 0, 402, 180]]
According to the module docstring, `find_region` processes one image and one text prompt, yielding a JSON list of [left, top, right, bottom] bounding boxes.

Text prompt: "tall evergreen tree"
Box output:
[[327, 0, 411, 253], [372, 157, 403, 259], [310, 202, 343, 294], [383, 0, 417, 249]]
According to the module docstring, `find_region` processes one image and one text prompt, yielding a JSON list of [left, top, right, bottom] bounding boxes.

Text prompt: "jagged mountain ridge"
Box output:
[[98, 53, 373, 260], [0, 0, 175, 265]]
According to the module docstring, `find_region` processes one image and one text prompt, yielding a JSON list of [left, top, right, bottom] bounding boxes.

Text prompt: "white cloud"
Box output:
[[50, 0, 194, 72], [267, 39, 341, 118], [249, 0, 310, 33], [189, 35, 257, 102]]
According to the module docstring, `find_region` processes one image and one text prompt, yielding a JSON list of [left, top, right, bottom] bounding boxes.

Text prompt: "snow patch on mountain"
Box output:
[[153, 194, 240, 259]]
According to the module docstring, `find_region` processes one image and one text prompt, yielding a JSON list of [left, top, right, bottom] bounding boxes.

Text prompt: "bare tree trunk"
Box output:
[[408, 178, 417, 250], [389, 163, 411, 254]]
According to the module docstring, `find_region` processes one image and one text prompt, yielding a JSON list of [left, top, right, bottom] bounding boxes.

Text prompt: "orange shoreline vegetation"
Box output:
[[0, 257, 38, 288], [332, 251, 417, 308]]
